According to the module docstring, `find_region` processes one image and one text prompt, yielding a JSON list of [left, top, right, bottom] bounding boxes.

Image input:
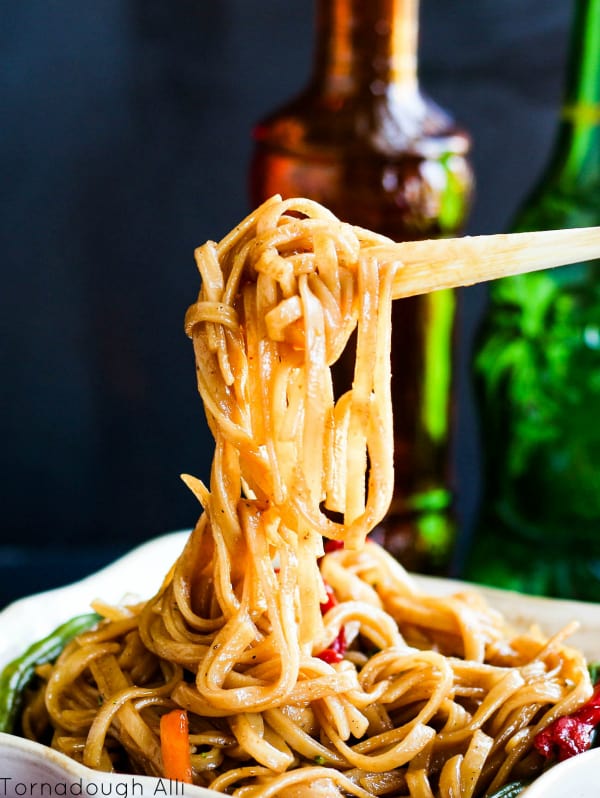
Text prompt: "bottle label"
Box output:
[[561, 102, 600, 125]]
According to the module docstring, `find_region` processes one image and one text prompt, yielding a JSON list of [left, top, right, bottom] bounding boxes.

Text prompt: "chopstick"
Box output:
[[376, 226, 600, 299]]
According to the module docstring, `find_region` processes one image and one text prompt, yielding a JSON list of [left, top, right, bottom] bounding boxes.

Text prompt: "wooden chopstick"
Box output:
[[373, 226, 600, 299]]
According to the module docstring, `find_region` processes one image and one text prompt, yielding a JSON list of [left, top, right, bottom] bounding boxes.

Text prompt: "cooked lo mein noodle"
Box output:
[[21, 197, 593, 796]]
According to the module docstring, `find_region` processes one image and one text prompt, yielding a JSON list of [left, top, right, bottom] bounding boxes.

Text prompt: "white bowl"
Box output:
[[521, 747, 600, 797], [0, 531, 598, 796]]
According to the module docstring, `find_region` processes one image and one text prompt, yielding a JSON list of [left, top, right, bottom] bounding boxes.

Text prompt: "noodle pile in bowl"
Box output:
[[20, 197, 593, 796]]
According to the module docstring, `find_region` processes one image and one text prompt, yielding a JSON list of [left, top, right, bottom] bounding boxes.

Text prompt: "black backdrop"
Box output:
[[0, 1, 571, 603]]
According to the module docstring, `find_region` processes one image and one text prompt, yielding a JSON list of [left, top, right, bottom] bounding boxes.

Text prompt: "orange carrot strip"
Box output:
[[160, 708, 193, 784]]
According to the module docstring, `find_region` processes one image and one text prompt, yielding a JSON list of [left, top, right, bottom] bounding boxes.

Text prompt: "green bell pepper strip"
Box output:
[[0, 611, 101, 733]]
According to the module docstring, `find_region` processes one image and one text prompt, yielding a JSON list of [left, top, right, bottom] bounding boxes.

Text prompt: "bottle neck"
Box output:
[[311, 0, 420, 98], [554, 0, 600, 184]]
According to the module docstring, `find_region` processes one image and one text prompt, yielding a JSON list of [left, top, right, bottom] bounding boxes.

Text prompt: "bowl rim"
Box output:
[[521, 746, 600, 797], [0, 730, 218, 797]]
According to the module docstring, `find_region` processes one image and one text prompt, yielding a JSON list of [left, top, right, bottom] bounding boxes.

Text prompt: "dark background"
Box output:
[[0, 1, 571, 605]]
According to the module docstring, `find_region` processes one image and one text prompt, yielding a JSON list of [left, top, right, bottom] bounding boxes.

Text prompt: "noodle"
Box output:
[[21, 196, 593, 797]]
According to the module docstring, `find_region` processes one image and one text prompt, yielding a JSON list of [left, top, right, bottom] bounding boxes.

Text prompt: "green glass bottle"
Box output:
[[250, 0, 473, 575], [466, 0, 600, 600]]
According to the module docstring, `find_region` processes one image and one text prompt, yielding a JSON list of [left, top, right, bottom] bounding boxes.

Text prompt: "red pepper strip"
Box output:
[[575, 682, 600, 725], [318, 626, 347, 664], [534, 683, 600, 761], [317, 582, 348, 663], [324, 539, 344, 553], [320, 583, 338, 614], [160, 708, 194, 784]]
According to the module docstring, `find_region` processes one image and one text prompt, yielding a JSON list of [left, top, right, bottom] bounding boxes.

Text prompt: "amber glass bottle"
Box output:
[[250, 0, 473, 574]]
